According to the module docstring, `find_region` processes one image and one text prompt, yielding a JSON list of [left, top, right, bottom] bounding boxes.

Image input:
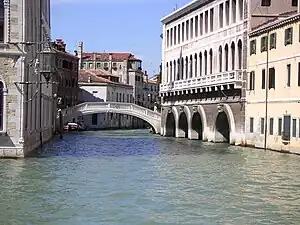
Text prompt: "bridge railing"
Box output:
[[61, 102, 161, 121]]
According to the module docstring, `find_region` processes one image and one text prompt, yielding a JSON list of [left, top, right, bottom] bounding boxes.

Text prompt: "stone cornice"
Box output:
[[249, 13, 300, 38], [161, 0, 211, 25]]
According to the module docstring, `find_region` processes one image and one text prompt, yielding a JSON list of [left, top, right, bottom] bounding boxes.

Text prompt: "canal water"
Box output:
[[1, 129, 300, 225]]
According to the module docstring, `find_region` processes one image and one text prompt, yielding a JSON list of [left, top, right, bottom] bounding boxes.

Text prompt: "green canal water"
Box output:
[[1, 129, 300, 225]]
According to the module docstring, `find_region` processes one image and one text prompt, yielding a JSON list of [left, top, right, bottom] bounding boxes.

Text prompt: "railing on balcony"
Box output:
[[160, 70, 243, 92]]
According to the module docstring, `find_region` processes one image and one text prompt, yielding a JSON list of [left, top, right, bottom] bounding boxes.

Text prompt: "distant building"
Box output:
[[78, 69, 134, 130], [52, 39, 79, 109], [142, 72, 160, 110], [76, 42, 144, 106], [246, 12, 300, 153]]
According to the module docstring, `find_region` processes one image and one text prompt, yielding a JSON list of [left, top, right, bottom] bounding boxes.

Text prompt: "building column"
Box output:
[[2, 88, 7, 133]]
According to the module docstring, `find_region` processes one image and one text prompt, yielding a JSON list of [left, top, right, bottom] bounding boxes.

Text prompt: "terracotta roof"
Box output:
[[250, 12, 300, 37], [82, 52, 141, 62], [78, 70, 112, 84]]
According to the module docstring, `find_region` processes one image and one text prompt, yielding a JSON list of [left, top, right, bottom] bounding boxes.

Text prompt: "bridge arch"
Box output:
[[62, 102, 161, 134], [164, 106, 178, 137], [189, 105, 208, 140], [178, 109, 188, 138], [214, 104, 236, 144]]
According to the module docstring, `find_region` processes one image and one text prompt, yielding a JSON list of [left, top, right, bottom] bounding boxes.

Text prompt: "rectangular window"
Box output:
[[287, 64, 291, 87], [285, 27, 293, 46], [270, 32, 276, 49], [210, 8, 214, 32], [292, 0, 298, 6], [250, 117, 254, 133], [249, 71, 255, 90], [269, 67, 275, 89], [260, 118, 265, 135], [190, 18, 194, 39], [174, 26, 177, 45], [292, 118, 297, 137], [166, 30, 170, 47], [219, 3, 224, 28], [298, 62, 300, 86], [250, 40, 256, 55], [195, 16, 198, 37], [200, 13, 203, 35], [269, 118, 274, 135], [278, 118, 282, 135], [178, 24, 181, 44], [299, 119, 300, 138], [261, 36, 267, 52], [261, 0, 271, 6], [262, 69, 266, 89], [182, 22, 185, 42], [282, 115, 291, 141], [96, 63, 101, 68], [170, 28, 173, 46], [205, 11, 209, 33], [186, 20, 189, 40], [92, 114, 98, 125]]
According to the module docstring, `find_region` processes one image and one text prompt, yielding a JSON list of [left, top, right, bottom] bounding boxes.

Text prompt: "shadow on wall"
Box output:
[[78, 89, 105, 103], [0, 135, 15, 147]]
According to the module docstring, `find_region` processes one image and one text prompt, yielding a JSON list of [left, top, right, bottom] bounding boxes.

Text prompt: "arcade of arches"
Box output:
[[164, 105, 233, 144], [165, 40, 243, 83]]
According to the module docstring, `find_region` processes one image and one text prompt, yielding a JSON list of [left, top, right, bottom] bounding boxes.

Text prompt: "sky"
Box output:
[[51, 0, 191, 76]]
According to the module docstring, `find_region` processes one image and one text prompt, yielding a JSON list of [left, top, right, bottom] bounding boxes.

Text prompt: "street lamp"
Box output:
[[40, 39, 57, 86]]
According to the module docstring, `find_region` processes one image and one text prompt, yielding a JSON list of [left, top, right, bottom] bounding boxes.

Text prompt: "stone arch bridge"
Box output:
[[60, 102, 162, 134]]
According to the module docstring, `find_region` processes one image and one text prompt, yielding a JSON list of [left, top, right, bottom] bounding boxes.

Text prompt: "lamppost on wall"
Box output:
[[14, 38, 59, 146]]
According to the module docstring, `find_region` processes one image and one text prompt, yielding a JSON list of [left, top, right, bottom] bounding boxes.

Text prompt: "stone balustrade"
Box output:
[[160, 70, 243, 93]]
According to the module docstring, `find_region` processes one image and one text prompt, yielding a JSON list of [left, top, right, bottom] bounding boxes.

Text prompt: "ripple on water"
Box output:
[[0, 130, 300, 225]]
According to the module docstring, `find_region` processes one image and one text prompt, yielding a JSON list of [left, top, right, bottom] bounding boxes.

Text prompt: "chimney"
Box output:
[[77, 41, 83, 70], [109, 53, 113, 73], [298, 0, 300, 13]]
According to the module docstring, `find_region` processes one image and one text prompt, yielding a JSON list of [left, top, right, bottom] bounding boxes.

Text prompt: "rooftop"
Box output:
[[250, 12, 300, 37], [161, 0, 211, 24], [78, 69, 132, 88], [82, 52, 141, 62], [52, 38, 78, 59]]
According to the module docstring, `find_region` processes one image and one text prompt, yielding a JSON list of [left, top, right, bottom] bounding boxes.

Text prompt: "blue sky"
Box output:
[[51, 0, 191, 76]]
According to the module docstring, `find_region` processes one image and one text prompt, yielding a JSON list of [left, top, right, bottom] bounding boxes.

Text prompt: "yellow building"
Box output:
[[246, 13, 300, 153]]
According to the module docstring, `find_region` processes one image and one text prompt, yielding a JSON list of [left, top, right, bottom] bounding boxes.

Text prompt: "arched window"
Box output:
[[0, 81, 3, 131], [238, 40, 242, 69], [231, 42, 235, 70], [219, 46, 223, 72], [225, 44, 229, 71], [204, 51, 207, 75], [189, 55, 193, 78], [209, 49, 213, 74], [199, 52, 202, 76]]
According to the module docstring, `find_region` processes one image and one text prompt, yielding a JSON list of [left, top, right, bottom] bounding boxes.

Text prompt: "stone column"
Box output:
[[17, 56, 25, 145], [2, 87, 7, 133]]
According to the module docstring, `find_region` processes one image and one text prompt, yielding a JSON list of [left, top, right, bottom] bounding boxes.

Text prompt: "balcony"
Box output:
[[160, 70, 243, 93]]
